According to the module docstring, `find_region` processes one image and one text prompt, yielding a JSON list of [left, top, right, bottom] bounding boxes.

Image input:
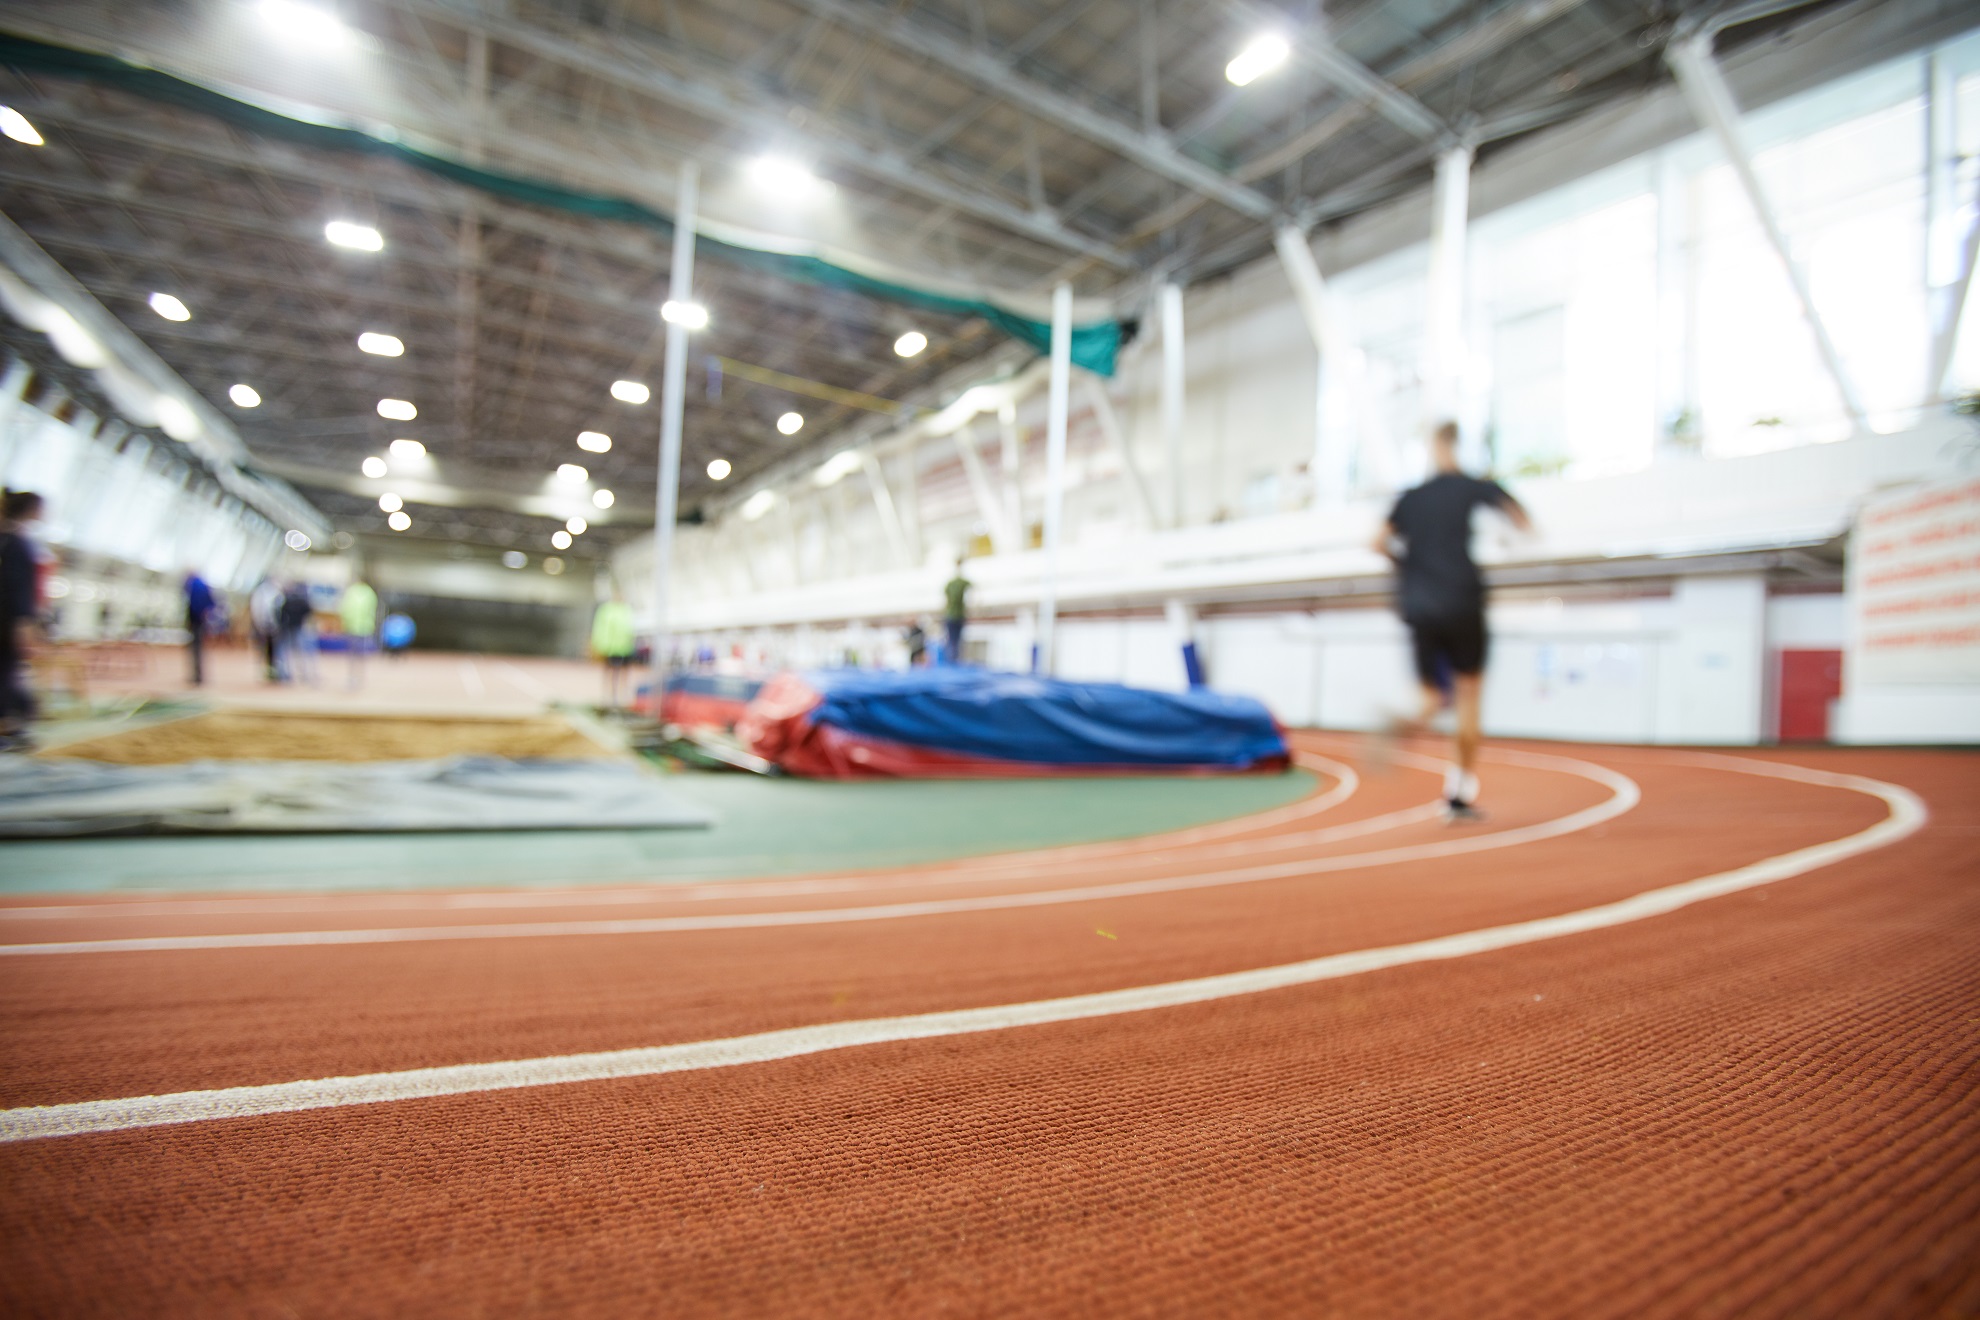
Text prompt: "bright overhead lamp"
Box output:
[[284, 529, 312, 552], [325, 220, 382, 251], [610, 379, 649, 405], [1225, 33, 1291, 86], [389, 437, 425, 460], [149, 292, 191, 322], [551, 529, 573, 550], [576, 430, 612, 453], [566, 517, 587, 535], [361, 456, 388, 478], [377, 398, 417, 421], [228, 383, 262, 408], [814, 449, 863, 487], [387, 510, 411, 531], [745, 154, 833, 199], [0, 107, 44, 146], [592, 488, 615, 509], [378, 492, 403, 513], [740, 489, 776, 521], [893, 330, 927, 358], [777, 411, 804, 436], [502, 550, 527, 569], [556, 462, 589, 483], [707, 458, 732, 480], [357, 331, 403, 356], [661, 299, 709, 330], [261, 0, 352, 44]]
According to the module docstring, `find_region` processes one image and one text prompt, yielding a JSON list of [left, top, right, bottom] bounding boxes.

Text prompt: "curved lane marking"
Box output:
[[0, 749, 1624, 955], [0, 756, 1922, 1142]]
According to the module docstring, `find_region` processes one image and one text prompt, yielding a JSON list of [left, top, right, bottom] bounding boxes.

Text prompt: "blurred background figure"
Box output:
[[942, 557, 970, 665], [904, 618, 927, 667], [279, 580, 318, 687], [380, 612, 416, 660], [590, 591, 635, 711], [182, 567, 216, 687], [0, 491, 46, 751], [340, 575, 378, 692], [250, 576, 284, 682]]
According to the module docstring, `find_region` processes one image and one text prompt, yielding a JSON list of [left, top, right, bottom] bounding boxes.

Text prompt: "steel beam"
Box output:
[[1083, 377, 1158, 529], [651, 160, 698, 688], [952, 422, 1015, 553]]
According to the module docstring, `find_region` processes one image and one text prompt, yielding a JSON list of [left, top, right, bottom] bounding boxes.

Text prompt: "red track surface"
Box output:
[[1, 734, 1976, 1317]]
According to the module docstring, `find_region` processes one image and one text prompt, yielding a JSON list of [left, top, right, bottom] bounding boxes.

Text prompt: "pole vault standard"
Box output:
[[650, 160, 699, 706], [1035, 282, 1073, 675]]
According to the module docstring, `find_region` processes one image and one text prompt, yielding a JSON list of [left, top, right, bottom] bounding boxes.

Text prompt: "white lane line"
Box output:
[[0, 749, 1628, 956], [458, 659, 485, 698], [0, 752, 1374, 922], [0, 758, 1924, 1143]]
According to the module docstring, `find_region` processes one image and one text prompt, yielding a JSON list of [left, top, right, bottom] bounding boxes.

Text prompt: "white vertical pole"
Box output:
[[1274, 224, 1348, 505], [998, 401, 1024, 548], [651, 160, 698, 701], [1422, 144, 1472, 442], [1159, 282, 1185, 528], [1083, 377, 1158, 528], [1037, 282, 1073, 675], [953, 423, 1013, 553]]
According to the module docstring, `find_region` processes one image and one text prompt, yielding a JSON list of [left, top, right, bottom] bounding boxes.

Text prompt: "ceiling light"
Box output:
[[551, 529, 573, 550], [361, 456, 388, 478], [661, 300, 709, 329], [893, 330, 927, 358], [378, 493, 403, 512], [556, 462, 588, 483], [576, 430, 612, 453], [1226, 33, 1291, 86], [229, 383, 262, 408], [325, 220, 383, 251], [814, 449, 862, 487], [0, 107, 44, 146], [357, 331, 403, 356], [261, 0, 352, 44], [740, 489, 776, 521], [611, 379, 649, 404], [149, 292, 191, 322], [543, 556, 565, 575], [707, 458, 732, 480], [592, 488, 615, 509], [745, 154, 832, 199], [284, 529, 312, 552], [389, 437, 425, 460], [502, 550, 527, 569], [377, 398, 416, 420], [156, 397, 201, 441], [387, 510, 411, 531], [777, 411, 803, 435], [566, 517, 587, 535]]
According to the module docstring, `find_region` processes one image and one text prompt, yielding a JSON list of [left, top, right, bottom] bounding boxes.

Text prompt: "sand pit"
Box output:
[[48, 710, 617, 765]]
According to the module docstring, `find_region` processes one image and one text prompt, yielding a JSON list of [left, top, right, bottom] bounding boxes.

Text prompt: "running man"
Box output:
[[1371, 421, 1531, 820]]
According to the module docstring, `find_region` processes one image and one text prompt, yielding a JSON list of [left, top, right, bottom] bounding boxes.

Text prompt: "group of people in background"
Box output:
[[0, 489, 48, 751]]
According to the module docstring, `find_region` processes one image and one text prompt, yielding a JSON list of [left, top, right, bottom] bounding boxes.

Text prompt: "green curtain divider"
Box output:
[[0, 31, 1121, 375]]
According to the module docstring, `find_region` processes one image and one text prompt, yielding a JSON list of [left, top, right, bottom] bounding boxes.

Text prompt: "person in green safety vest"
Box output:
[[942, 556, 970, 665], [591, 591, 637, 711], [339, 576, 378, 692]]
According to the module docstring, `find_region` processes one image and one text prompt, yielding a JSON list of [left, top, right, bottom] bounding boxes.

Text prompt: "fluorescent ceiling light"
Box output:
[[745, 155, 832, 199], [0, 107, 44, 146], [893, 330, 927, 358], [261, 0, 351, 44], [502, 550, 527, 569], [1226, 33, 1290, 86], [361, 456, 388, 478], [357, 331, 403, 356], [566, 517, 587, 535], [556, 463, 588, 483], [228, 383, 262, 408], [283, 529, 312, 552], [387, 510, 411, 531], [149, 292, 191, 321], [777, 411, 803, 436], [378, 493, 402, 512], [740, 489, 776, 521], [325, 219, 383, 251], [610, 379, 649, 404], [156, 397, 201, 441], [551, 529, 573, 550], [592, 488, 615, 509], [576, 431, 612, 453], [707, 458, 731, 480], [389, 438, 425, 460], [377, 398, 417, 421], [814, 449, 863, 487], [661, 300, 709, 329]]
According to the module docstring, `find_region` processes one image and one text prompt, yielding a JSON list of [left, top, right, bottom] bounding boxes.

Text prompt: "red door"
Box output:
[[1777, 649, 1843, 742]]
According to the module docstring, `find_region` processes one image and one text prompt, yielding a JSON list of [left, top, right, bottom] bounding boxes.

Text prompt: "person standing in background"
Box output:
[[182, 568, 216, 686], [250, 576, 284, 681], [942, 557, 970, 665], [0, 491, 47, 751], [279, 579, 318, 687], [339, 576, 378, 691], [590, 591, 636, 711]]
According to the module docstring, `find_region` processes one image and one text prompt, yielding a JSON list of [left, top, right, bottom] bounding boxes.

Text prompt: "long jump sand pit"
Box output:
[[47, 709, 617, 765]]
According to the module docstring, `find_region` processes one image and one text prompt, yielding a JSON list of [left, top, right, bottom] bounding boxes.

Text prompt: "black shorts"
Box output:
[[1407, 613, 1488, 687]]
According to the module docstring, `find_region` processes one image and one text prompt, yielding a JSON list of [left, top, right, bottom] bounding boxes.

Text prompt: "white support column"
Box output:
[[1666, 33, 1869, 432], [1083, 377, 1157, 528], [997, 401, 1025, 549], [650, 160, 698, 695], [1421, 143, 1472, 437], [1037, 282, 1072, 676], [1652, 150, 1694, 455], [858, 447, 912, 566], [1274, 225, 1352, 506], [1159, 282, 1186, 528], [952, 422, 1013, 553], [1929, 173, 1980, 401]]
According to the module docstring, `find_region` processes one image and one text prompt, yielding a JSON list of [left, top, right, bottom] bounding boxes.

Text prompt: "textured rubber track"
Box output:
[[0, 740, 1974, 1317]]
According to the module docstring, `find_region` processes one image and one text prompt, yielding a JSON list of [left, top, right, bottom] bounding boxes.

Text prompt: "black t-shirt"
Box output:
[[0, 531, 36, 631], [1386, 473, 1512, 622]]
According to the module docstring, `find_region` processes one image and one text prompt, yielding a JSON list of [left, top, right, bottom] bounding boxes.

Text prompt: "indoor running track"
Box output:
[[1, 733, 1976, 1317]]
